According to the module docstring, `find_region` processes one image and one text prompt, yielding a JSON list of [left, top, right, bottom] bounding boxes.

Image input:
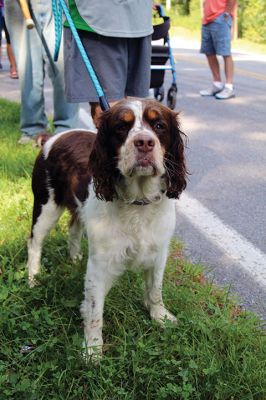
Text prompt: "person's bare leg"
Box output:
[[215, 54, 235, 99], [7, 44, 18, 77], [205, 54, 221, 82], [223, 55, 234, 84]]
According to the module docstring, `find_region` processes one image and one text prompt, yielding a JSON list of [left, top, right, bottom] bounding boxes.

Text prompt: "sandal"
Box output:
[[10, 70, 19, 79]]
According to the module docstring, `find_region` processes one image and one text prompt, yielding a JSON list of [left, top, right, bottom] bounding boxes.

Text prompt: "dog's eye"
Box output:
[[113, 121, 132, 142], [115, 121, 130, 131], [154, 122, 164, 130]]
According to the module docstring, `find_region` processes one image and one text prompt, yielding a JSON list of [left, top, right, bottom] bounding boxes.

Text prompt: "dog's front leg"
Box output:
[[80, 258, 114, 360], [144, 248, 177, 325]]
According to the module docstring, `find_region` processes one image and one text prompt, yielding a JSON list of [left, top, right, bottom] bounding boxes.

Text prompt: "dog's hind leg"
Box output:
[[27, 195, 63, 287], [68, 214, 83, 262]]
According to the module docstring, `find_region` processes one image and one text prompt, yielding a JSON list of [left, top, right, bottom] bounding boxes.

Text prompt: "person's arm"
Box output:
[[225, 0, 237, 15]]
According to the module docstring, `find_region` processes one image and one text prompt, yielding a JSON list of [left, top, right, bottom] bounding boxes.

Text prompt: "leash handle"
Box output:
[[53, 0, 110, 111]]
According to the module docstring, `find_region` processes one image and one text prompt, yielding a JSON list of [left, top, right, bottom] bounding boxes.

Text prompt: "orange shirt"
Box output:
[[203, 0, 235, 25]]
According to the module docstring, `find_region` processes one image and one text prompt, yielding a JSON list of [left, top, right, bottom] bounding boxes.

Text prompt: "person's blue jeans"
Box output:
[[5, 0, 79, 136]]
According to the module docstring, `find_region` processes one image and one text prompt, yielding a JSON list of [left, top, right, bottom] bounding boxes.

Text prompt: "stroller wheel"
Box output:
[[167, 84, 177, 110], [154, 86, 165, 102]]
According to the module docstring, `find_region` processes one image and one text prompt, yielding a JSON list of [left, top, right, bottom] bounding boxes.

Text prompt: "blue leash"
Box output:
[[52, 0, 110, 111], [52, 0, 62, 63]]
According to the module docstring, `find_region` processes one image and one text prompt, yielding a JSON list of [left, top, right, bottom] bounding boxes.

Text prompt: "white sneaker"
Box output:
[[18, 134, 33, 145], [200, 84, 224, 97], [215, 87, 235, 100]]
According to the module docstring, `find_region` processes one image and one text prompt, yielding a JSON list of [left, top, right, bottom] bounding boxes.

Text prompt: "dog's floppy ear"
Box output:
[[89, 109, 119, 201], [165, 112, 187, 199]]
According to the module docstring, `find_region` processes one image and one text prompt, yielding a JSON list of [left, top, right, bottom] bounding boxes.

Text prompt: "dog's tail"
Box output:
[[35, 133, 52, 148]]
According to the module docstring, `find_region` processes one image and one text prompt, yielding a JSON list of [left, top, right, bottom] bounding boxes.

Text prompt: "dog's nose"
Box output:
[[134, 135, 155, 153]]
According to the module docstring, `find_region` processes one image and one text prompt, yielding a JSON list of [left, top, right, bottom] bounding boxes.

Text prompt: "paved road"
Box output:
[[167, 39, 266, 319], [1, 39, 266, 318]]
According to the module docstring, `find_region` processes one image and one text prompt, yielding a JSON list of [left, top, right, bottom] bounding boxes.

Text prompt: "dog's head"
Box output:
[[89, 98, 187, 201]]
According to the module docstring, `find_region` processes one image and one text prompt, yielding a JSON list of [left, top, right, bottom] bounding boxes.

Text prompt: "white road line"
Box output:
[[176, 192, 266, 288]]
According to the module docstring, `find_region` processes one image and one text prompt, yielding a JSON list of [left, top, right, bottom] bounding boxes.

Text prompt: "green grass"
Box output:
[[0, 99, 266, 400]]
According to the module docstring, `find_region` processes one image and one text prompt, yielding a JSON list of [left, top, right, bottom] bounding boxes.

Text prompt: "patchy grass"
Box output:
[[0, 99, 266, 400]]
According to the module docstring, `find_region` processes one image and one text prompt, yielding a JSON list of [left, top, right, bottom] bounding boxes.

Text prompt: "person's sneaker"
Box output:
[[215, 87, 235, 100], [18, 134, 33, 145], [200, 84, 224, 97]]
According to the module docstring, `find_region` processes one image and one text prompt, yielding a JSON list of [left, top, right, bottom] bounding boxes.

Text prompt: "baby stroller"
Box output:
[[150, 5, 177, 110]]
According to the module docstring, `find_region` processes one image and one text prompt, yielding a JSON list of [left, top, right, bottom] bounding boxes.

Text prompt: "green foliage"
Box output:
[[240, 0, 266, 43], [159, 0, 266, 44], [176, 0, 190, 16], [237, 0, 249, 37], [1, 99, 266, 399], [187, 0, 200, 16], [155, 0, 190, 16], [155, 0, 201, 33], [166, 5, 201, 32]]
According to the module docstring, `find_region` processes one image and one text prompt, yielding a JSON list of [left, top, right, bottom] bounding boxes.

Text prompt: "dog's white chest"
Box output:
[[83, 196, 175, 272]]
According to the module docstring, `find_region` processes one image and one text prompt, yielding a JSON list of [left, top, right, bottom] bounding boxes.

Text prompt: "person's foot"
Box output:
[[18, 131, 52, 146], [18, 134, 33, 145], [215, 87, 235, 100], [10, 70, 19, 79], [200, 83, 224, 97]]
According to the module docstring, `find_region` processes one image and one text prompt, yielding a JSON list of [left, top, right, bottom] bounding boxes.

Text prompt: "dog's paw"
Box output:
[[82, 339, 103, 363], [28, 276, 38, 288], [69, 251, 83, 263], [150, 305, 177, 326]]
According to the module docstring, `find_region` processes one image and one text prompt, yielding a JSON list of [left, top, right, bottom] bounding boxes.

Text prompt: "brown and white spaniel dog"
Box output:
[[27, 98, 187, 358]]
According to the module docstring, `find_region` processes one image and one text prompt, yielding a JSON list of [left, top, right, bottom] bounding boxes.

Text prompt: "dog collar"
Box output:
[[130, 192, 164, 206], [131, 198, 151, 206]]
